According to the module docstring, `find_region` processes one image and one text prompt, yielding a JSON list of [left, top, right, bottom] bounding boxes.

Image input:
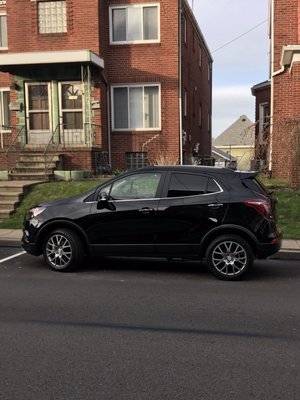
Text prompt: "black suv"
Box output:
[[22, 166, 281, 280]]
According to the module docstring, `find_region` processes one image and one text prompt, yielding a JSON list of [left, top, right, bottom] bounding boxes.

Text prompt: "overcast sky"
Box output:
[[189, 0, 270, 137]]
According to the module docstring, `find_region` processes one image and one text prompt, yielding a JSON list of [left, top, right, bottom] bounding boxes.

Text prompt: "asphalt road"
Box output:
[[0, 248, 300, 400]]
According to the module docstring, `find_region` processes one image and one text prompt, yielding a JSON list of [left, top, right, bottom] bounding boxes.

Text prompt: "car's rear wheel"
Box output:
[[43, 229, 83, 272], [206, 235, 253, 280]]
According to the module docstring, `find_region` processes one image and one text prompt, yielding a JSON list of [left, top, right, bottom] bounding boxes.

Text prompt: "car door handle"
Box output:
[[139, 207, 154, 215], [208, 203, 223, 208]]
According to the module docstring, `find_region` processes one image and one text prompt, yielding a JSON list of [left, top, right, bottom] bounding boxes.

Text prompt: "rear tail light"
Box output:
[[244, 199, 273, 220]]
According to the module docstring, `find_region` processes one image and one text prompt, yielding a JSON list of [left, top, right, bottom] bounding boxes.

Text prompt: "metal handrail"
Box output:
[[44, 124, 61, 180], [5, 125, 25, 172]]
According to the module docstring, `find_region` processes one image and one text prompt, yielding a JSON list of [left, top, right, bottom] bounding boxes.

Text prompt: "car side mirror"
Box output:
[[97, 192, 115, 210]]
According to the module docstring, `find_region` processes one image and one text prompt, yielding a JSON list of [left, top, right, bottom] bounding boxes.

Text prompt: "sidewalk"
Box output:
[[0, 229, 299, 260]]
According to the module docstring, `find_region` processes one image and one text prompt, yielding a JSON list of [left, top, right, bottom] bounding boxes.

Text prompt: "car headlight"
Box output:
[[29, 206, 46, 218]]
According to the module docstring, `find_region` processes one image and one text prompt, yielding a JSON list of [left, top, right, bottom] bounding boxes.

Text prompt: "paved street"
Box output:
[[0, 249, 300, 400]]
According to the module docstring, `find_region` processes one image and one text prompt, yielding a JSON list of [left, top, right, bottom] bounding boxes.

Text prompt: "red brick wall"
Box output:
[[181, 2, 212, 160], [272, 0, 300, 187], [6, 0, 100, 53], [103, 0, 180, 168], [2, 0, 212, 173]]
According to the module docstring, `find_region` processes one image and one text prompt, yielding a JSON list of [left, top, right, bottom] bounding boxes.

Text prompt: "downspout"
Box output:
[[100, 70, 112, 167], [179, 0, 183, 165], [269, 0, 285, 174]]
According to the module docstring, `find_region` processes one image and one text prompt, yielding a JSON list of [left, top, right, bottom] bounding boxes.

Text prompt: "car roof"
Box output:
[[137, 165, 239, 175]]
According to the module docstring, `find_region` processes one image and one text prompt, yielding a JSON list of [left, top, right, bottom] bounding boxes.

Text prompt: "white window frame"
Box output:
[[109, 3, 160, 45], [111, 83, 161, 131], [0, 13, 8, 49], [25, 82, 52, 133], [0, 88, 10, 148], [58, 81, 85, 144], [258, 102, 270, 144], [0, 88, 10, 129], [198, 45, 202, 68], [37, 1, 67, 34]]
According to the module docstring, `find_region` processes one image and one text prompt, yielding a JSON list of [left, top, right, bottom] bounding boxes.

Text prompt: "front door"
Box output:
[[59, 82, 85, 146], [87, 172, 163, 255], [25, 83, 52, 145]]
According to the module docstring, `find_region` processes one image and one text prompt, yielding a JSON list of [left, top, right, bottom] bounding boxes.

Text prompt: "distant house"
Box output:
[[212, 146, 237, 168], [213, 115, 255, 170]]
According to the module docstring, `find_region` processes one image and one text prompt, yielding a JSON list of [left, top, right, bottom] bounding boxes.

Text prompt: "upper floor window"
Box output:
[[110, 4, 159, 44], [183, 16, 187, 44], [38, 1, 67, 34], [0, 14, 8, 48], [198, 45, 202, 68], [112, 84, 160, 131]]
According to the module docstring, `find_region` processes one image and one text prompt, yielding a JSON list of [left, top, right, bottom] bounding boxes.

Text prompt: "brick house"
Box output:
[[252, 0, 300, 188], [0, 0, 212, 180]]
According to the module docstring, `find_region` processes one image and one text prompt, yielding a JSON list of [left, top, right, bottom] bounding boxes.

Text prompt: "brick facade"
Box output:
[[271, 0, 300, 187], [0, 0, 212, 175]]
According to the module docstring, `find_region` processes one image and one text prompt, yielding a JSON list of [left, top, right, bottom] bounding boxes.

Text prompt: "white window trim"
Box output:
[[0, 13, 8, 50], [58, 81, 85, 132], [109, 3, 160, 45], [183, 16, 187, 44], [111, 83, 161, 132], [258, 102, 269, 144], [25, 82, 52, 133], [0, 88, 10, 132]]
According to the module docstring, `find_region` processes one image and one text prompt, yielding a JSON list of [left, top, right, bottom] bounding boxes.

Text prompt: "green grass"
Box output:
[[0, 178, 299, 239], [0, 180, 103, 229], [274, 190, 300, 239]]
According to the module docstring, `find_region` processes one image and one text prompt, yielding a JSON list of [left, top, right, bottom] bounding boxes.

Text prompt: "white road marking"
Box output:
[[0, 251, 26, 264]]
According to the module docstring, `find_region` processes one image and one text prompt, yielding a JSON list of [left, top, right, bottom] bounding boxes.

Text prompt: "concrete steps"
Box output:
[[9, 152, 61, 181], [0, 181, 43, 223]]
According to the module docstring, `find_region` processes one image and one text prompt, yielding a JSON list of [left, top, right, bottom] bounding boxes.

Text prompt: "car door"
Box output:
[[155, 171, 229, 256], [87, 171, 163, 256]]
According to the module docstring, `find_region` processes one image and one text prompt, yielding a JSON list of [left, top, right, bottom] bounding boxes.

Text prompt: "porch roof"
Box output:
[[0, 50, 104, 69]]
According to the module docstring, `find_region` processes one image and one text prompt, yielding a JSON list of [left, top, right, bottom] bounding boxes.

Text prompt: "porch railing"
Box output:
[[5, 125, 26, 173], [44, 123, 61, 180]]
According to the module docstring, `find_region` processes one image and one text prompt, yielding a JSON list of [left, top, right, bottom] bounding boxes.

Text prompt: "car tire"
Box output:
[[206, 235, 253, 280], [43, 229, 83, 272]]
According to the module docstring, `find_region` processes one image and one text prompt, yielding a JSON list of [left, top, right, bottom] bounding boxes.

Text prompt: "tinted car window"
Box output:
[[168, 173, 213, 197], [207, 178, 221, 193], [110, 172, 161, 199]]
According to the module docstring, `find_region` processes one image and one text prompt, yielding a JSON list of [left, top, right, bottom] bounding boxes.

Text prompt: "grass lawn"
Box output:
[[0, 180, 102, 230], [0, 177, 299, 239]]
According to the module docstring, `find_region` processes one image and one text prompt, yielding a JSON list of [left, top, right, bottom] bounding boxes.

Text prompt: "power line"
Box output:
[[212, 19, 268, 53]]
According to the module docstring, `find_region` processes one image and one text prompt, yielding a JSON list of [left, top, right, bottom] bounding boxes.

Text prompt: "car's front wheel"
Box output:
[[206, 235, 253, 280], [43, 229, 83, 272]]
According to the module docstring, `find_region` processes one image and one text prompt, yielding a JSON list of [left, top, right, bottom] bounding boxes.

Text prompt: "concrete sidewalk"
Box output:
[[0, 229, 299, 260]]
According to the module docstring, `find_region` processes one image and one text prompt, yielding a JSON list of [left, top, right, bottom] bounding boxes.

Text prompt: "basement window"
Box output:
[[38, 1, 67, 34]]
